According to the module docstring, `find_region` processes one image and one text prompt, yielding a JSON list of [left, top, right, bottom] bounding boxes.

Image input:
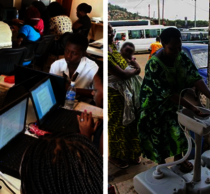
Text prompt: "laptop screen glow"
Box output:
[[31, 79, 56, 120], [0, 99, 27, 149]]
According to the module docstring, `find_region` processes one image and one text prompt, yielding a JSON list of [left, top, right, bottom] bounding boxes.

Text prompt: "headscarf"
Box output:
[[25, 7, 40, 27]]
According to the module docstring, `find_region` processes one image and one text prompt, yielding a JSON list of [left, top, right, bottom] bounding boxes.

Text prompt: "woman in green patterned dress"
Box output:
[[137, 28, 210, 172], [108, 24, 141, 168]]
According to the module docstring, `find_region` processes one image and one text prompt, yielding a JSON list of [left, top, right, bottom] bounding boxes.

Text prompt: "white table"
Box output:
[[87, 39, 103, 57]]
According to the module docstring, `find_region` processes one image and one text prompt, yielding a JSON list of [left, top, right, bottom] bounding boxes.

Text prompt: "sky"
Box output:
[[109, 0, 209, 21]]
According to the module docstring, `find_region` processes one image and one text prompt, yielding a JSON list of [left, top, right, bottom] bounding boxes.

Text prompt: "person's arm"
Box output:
[[99, 133, 103, 155], [128, 58, 141, 71], [14, 37, 24, 47], [73, 20, 83, 29], [170, 93, 210, 117], [194, 79, 210, 99], [109, 65, 140, 79]]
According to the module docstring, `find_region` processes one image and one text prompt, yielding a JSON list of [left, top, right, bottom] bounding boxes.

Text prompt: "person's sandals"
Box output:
[[179, 160, 193, 173], [130, 157, 142, 165], [109, 157, 129, 169]]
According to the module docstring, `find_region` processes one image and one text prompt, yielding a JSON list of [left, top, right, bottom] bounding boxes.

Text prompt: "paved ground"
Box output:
[[134, 53, 149, 78]]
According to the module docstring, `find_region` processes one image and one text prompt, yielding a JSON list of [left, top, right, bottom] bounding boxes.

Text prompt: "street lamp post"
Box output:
[[194, 0, 197, 27]]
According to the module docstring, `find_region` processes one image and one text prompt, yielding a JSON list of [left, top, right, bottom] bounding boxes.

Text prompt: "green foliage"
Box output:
[[108, 3, 208, 28]]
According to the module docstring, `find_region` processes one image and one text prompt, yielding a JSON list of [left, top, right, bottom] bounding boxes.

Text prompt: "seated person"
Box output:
[[50, 33, 98, 89], [48, 2, 72, 40], [0, 3, 12, 49], [20, 133, 103, 193], [77, 66, 103, 155], [73, 3, 92, 38]]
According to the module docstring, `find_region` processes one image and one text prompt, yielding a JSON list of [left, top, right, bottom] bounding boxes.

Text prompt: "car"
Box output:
[[182, 43, 208, 107]]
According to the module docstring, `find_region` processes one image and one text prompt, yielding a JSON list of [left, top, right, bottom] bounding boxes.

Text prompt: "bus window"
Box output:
[[157, 29, 161, 36], [145, 29, 158, 38], [201, 33, 208, 40], [115, 33, 126, 41], [181, 33, 188, 41], [190, 33, 201, 41], [128, 30, 144, 39]]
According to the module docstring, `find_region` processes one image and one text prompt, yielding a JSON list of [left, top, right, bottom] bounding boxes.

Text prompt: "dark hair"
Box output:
[[48, 2, 65, 18], [25, 7, 41, 26], [77, 3, 92, 13], [20, 132, 103, 194], [160, 27, 181, 44], [32, 1, 50, 33], [66, 33, 89, 52], [0, 3, 4, 21], [156, 36, 160, 42], [96, 66, 103, 84], [121, 42, 135, 51]]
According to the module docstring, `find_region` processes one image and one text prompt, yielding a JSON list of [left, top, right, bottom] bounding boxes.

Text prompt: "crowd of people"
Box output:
[[108, 23, 210, 172], [0, 1, 103, 193], [0, 1, 93, 50]]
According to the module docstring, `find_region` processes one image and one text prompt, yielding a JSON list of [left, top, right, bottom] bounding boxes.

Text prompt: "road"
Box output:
[[134, 53, 149, 78]]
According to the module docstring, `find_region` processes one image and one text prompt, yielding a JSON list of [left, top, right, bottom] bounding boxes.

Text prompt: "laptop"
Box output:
[[0, 94, 37, 179], [0, 75, 39, 109], [15, 65, 66, 106], [30, 77, 80, 133]]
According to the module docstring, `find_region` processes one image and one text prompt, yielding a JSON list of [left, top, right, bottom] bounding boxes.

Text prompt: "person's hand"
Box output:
[[77, 110, 99, 139], [128, 58, 141, 72], [191, 106, 210, 117]]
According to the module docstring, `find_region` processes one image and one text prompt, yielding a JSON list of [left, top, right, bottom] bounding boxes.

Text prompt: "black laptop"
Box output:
[[0, 94, 37, 179], [0, 75, 40, 109], [30, 77, 80, 133]]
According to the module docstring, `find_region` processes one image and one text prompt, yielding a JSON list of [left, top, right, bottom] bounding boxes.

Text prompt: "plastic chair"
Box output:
[[22, 40, 39, 65], [0, 47, 27, 75], [34, 34, 55, 69]]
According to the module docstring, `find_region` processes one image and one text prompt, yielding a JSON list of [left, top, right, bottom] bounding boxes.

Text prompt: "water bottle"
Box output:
[[65, 82, 76, 110], [16, 10, 19, 19]]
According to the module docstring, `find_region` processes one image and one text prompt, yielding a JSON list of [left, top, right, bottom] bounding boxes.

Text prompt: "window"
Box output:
[[128, 30, 144, 39], [181, 33, 188, 41], [115, 33, 126, 41], [145, 29, 159, 38], [201, 33, 208, 40], [189, 33, 201, 41], [190, 48, 207, 68]]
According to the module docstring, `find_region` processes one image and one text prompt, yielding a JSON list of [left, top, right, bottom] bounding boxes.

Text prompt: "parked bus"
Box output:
[[189, 27, 208, 32], [181, 31, 208, 44], [109, 20, 151, 27], [113, 25, 176, 52]]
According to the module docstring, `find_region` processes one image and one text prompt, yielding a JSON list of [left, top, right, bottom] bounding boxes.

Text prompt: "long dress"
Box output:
[[108, 43, 141, 160], [137, 52, 202, 163]]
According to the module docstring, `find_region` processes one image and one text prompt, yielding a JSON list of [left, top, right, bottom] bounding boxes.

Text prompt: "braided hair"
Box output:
[[20, 132, 103, 194]]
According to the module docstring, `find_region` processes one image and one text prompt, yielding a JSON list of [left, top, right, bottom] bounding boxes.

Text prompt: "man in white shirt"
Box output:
[[0, 4, 12, 49], [50, 33, 98, 89]]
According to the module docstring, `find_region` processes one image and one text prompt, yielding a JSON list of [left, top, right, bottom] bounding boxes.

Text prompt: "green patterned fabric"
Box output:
[[137, 52, 202, 163], [108, 43, 141, 160]]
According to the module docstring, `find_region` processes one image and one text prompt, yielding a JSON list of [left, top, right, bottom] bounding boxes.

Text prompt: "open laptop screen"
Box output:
[[31, 79, 56, 120], [0, 99, 27, 149]]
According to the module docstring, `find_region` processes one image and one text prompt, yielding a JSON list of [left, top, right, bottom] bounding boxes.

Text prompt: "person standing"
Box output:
[[73, 3, 92, 38], [148, 36, 162, 60], [108, 23, 141, 168]]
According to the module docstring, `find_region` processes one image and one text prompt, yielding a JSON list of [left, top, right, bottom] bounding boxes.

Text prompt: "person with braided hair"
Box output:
[[20, 132, 103, 194]]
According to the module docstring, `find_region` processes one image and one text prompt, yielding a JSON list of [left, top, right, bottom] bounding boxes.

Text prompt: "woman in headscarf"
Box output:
[[137, 27, 210, 172], [32, 1, 50, 34], [73, 3, 92, 38], [16, 7, 41, 65]]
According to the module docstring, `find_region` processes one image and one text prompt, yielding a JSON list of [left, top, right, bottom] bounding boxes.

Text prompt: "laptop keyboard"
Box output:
[[0, 134, 36, 173], [42, 108, 80, 133]]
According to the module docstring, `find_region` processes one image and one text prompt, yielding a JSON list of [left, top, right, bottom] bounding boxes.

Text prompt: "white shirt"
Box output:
[[0, 22, 12, 49], [49, 57, 99, 89]]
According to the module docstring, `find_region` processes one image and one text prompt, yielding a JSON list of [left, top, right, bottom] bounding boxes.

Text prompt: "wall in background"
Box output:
[[70, 0, 103, 40]]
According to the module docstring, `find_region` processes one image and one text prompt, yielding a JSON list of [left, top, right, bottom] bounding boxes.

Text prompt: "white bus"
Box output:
[[189, 27, 208, 32], [113, 25, 176, 52]]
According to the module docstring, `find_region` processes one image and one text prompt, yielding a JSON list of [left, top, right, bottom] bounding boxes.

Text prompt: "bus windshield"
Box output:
[[190, 48, 207, 68]]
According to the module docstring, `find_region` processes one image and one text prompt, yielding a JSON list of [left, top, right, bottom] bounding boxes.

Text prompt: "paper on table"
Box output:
[[74, 102, 103, 118]]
